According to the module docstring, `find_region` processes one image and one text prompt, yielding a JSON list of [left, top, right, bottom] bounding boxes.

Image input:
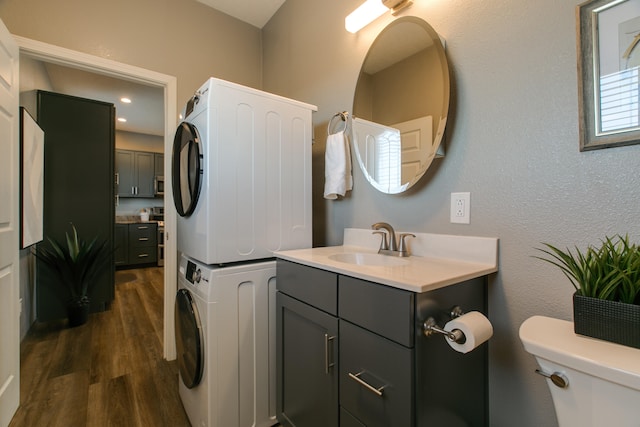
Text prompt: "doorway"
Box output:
[[16, 36, 178, 360]]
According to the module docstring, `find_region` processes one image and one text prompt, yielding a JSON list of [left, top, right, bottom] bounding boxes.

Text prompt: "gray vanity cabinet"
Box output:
[[277, 259, 489, 427], [276, 260, 339, 427], [339, 276, 415, 426]]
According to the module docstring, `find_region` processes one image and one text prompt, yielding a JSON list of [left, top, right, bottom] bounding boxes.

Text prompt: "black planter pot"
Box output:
[[573, 293, 640, 349], [67, 301, 90, 327]]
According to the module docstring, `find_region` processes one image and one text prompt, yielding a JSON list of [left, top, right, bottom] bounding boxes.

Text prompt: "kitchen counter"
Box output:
[[116, 215, 161, 225], [275, 228, 499, 293]]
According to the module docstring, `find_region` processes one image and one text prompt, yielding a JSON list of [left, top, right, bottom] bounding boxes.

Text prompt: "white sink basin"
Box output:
[[328, 252, 409, 267]]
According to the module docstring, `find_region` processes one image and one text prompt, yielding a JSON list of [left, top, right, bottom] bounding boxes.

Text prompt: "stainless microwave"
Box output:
[[154, 176, 164, 196]]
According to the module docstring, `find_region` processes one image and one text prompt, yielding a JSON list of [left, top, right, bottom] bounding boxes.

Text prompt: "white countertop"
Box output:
[[275, 228, 499, 293]]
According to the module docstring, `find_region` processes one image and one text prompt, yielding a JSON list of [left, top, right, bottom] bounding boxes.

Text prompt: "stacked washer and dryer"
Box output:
[[172, 77, 316, 427]]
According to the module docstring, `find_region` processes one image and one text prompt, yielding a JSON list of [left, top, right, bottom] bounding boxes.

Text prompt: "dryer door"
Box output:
[[172, 122, 202, 217], [175, 288, 204, 388]]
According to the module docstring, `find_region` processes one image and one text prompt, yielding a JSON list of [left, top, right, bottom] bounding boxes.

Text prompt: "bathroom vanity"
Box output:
[[275, 229, 498, 427]]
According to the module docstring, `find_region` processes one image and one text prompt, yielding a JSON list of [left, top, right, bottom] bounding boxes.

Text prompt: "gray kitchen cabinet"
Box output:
[[154, 153, 164, 176], [114, 224, 128, 266], [116, 149, 154, 198], [127, 223, 157, 265], [276, 259, 488, 427], [116, 222, 158, 267]]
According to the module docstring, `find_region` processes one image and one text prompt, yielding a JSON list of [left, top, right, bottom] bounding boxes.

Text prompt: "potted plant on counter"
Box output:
[[534, 234, 640, 348], [35, 223, 112, 327]]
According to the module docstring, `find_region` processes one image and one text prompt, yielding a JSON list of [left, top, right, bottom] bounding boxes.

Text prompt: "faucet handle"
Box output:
[[397, 233, 415, 256], [372, 231, 389, 251]]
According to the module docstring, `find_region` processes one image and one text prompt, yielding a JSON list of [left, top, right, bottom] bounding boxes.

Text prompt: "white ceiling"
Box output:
[[196, 0, 286, 28]]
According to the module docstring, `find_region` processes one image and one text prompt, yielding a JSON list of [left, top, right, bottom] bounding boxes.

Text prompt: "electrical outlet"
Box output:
[[450, 192, 470, 224]]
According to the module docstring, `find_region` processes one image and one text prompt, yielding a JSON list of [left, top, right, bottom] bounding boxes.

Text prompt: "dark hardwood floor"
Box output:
[[9, 267, 191, 427]]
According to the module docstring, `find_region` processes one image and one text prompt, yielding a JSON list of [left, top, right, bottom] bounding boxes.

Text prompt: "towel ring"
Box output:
[[328, 111, 349, 135]]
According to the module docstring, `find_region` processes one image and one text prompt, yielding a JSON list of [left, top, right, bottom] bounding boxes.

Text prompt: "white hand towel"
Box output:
[[324, 130, 352, 200]]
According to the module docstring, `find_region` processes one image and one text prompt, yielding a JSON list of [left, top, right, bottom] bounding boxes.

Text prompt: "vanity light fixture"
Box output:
[[345, 0, 413, 33]]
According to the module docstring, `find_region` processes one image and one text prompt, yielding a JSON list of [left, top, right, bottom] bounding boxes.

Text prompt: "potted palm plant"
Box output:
[[535, 234, 640, 348], [35, 223, 112, 327]]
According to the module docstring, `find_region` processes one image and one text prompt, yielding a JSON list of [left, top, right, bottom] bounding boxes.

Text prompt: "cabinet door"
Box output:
[[277, 292, 339, 427], [135, 152, 155, 197], [116, 150, 135, 197], [340, 321, 414, 427], [154, 153, 164, 176], [114, 224, 128, 266]]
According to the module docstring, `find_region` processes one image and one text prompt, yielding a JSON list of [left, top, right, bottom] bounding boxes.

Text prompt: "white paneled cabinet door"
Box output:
[[0, 17, 20, 427]]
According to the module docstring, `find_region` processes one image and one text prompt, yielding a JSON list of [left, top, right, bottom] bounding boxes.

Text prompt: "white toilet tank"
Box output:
[[519, 316, 640, 427]]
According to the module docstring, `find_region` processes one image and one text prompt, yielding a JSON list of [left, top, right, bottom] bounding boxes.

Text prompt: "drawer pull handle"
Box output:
[[138, 238, 149, 241], [324, 334, 335, 374], [137, 226, 149, 230], [348, 371, 385, 397], [138, 254, 149, 258]]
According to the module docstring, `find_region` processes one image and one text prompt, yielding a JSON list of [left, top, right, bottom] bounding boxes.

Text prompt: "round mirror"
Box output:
[[352, 17, 450, 194]]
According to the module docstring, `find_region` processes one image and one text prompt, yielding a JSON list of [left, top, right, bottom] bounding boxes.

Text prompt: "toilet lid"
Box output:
[[520, 316, 640, 391]]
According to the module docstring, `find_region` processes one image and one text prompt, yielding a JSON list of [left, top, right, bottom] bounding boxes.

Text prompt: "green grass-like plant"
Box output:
[[35, 223, 112, 307], [534, 235, 640, 305]]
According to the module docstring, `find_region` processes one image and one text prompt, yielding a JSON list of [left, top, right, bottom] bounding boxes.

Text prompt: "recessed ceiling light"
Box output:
[[120, 97, 132, 104], [118, 117, 127, 123]]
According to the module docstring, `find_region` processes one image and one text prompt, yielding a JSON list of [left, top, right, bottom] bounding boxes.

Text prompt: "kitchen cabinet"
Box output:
[[114, 224, 128, 266], [154, 153, 164, 176], [128, 223, 157, 265], [116, 150, 155, 198], [276, 259, 488, 427], [35, 91, 115, 320]]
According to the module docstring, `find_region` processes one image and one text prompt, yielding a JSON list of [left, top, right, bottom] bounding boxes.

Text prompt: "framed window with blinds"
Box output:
[[577, 0, 640, 150]]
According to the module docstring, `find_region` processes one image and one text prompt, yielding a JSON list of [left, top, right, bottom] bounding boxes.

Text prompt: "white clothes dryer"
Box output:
[[175, 253, 277, 427], [172, 77, 316, 265]]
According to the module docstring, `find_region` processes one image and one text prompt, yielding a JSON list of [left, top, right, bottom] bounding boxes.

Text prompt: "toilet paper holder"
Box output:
[[422, 305, 467, 344]]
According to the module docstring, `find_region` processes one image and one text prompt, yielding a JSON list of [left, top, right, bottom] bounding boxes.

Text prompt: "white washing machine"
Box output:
[[172, 77, 317, 265], [175, 253, 277, 427]]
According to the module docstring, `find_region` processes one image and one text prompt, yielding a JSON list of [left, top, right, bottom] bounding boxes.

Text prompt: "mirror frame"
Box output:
[[578, 0, 640, 150], [352, 16, 450, 194]]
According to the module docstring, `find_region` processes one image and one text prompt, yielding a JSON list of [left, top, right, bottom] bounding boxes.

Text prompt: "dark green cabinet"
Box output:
[[154, 153, 164, 176], [35, 91, 115, 321], [116, 150, 154, 197], [276, 259, 489, 427]]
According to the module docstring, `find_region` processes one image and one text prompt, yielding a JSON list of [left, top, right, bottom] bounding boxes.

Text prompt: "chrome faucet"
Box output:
[[371, 222, 415, 257]]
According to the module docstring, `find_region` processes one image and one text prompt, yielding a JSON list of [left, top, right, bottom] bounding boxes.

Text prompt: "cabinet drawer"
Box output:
[[129, 224, 157, 247], [339, 321, 413, 427], [128, 246, 157, 264], [339, 276, 414, 347], [277, 260, 338, 315]]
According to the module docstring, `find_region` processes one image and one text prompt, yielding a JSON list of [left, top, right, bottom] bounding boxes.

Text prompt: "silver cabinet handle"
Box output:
[[138, 237, 149, 241], [138, 254, 149, 258], [348, 371, 385, 397], [115, 172, 119, 185], [535, 369, 569, 389], [324, 334, 335, 374], [137, 226, 149, 230]]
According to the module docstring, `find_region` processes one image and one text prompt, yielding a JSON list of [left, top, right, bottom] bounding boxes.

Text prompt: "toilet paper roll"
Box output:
[[444, 311, 493, 354]]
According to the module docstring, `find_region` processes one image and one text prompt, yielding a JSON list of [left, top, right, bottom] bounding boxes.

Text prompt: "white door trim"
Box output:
[[15, 36, 178, 360]]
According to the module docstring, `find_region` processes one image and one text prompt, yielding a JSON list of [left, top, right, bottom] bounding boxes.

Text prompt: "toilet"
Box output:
[[519, 315, 640, 427]]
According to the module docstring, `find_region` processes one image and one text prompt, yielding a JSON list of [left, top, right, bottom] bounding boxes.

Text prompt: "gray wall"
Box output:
[[0, 0, 263, 107], [263, 1, 640, 426]]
